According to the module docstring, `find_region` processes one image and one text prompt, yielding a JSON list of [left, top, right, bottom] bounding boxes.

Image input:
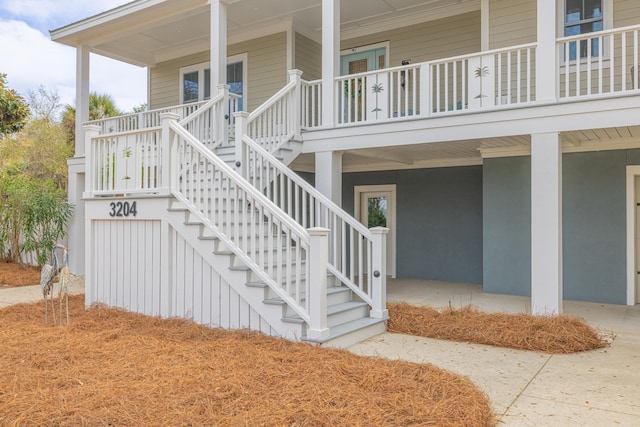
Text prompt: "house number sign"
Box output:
[[109, 201, 138, 217]]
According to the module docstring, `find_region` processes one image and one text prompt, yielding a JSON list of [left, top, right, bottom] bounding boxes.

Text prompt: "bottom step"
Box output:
[[303, 317, 387, 349]]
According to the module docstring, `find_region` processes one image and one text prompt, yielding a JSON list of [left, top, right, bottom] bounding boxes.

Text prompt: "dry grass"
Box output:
[[0, 261, 41, 287], [0, 295, 494, 426], [388, 302, 609, 354]]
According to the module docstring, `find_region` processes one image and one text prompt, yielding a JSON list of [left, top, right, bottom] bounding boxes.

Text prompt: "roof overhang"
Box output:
[[50, 0, 480, 68]]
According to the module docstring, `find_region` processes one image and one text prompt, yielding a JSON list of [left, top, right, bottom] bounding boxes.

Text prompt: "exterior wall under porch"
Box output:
[[83, 197, 278, 335], [319, 149, 640, 306]]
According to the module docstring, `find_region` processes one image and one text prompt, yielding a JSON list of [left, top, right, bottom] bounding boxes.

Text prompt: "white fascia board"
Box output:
[[302, 96, 640, 153]]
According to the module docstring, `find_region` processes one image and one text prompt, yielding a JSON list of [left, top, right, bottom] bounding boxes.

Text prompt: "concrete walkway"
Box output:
[[348, 279, 640, 426], [2, 278, 638, 425]]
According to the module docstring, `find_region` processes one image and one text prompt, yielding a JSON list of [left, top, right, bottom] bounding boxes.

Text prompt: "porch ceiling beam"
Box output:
[[349, 149, 415, 165], [302, 98, 640, 153]]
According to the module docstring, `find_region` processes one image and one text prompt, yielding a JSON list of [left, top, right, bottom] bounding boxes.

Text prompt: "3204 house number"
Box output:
[[109, 201, 138, 217]]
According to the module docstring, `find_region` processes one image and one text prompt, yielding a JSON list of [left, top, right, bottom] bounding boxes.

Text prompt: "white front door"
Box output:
[[355, 185, 396, 278]]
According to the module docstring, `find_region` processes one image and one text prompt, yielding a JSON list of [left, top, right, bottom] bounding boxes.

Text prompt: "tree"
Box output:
[[0, 73, 30, 135], [26, 85, 62, 122], [61, 92, 123, 143]]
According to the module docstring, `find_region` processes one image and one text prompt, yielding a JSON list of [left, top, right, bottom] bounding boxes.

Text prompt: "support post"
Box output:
[[66, 158, 85, 275], [210, 0, 227, 96], [536, 0, 557, 101], [370, 227, 389, 318], [234, 111, 250, 178], [321, 0, 340, 127], [288, 69, 303, 140], [315, 151, 343, 206], [531, 132, 562, 315], [160, 113, 180, 194], [75, 46, 90, 157], [307, 227, 330, 340]]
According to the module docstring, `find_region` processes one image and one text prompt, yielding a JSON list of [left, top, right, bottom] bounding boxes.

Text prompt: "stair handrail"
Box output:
[[166, 117, 314, 324], [236, 130, 381, 310], [246, 70, 302, 153], [179, 85, 230, 150]]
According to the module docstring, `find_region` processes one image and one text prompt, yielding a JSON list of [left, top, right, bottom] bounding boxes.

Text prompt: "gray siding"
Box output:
[[342, 167, 483, 284], [563, 151, 627, 304], [149, 32, 287, 111], [342, 11, 480, 67], [483, 150, 640, 305], [295, 33, 321, 81], [483, 156, 532, 296]]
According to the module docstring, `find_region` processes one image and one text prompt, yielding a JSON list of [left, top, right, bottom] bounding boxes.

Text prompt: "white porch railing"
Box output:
[[178, 85, 241, 150], [331, 44, 537, 126], [166, 118, 331, 336], [301, 79, 322, 128], [89, 101, 208, 135], [84, 125, 165, 196], [235, 114, 387, 317], [247, 70, 302, 153], [557, 24, 640, 99]]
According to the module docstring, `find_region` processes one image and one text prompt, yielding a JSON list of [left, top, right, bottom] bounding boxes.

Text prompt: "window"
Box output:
[[565, 0, 603, 59], [179, 54, 246, 107]]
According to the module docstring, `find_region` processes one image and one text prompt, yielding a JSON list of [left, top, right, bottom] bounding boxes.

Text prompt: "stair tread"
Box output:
[[282, 301, 367, 322], [303, 317, 387, 344]]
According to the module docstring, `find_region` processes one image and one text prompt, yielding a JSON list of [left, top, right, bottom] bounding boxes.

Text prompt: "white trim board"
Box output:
[[626, 165, 640, 305]]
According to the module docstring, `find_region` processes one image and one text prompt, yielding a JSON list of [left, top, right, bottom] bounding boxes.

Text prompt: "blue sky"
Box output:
[[0, 0, 146, 112]]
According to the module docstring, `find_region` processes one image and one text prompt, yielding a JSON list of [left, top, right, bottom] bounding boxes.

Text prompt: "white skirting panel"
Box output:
[[169, 227, 274, 336], [91, 219, 163, 315]]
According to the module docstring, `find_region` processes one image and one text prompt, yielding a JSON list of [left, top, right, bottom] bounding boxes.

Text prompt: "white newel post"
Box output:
[[370, 227, 389, 318], [531, 132, 563, 315], [234, 111, 249, 178], [82, 125, 101, 198], [217, 84, 230, 145], [322, 0, 340, 127], [288, 69, 303, 140], [307, 227, 330, 340], [160, 113, 180, 195]]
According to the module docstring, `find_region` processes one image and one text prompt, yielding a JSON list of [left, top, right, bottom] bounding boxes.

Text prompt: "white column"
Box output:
[[315, 151, 342, 205], [321, 0, 340, 127], [234, 111, 250, 178], [307, 227, 330, 341], [531, 132, 562, 315], [536, 0, 557, 101], [481, 0, 489, 51], [75, 45, 90, 157], [210, 0, 227, 96]]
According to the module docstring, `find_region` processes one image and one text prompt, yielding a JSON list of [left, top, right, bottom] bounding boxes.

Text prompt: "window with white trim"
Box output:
[[564, 0, 603, 59], [179, 54, 246, 109]]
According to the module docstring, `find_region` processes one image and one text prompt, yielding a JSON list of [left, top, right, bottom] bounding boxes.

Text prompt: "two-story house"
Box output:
[[51, 0, 640, 346]]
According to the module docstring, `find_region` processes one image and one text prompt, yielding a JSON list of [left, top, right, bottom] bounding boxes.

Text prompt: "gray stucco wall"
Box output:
[[483, 150, 640, 305], [342, 167, 483, 284], [483, 156, 532, 296]]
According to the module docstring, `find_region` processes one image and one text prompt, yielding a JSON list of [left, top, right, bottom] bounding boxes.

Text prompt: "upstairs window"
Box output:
[[565, 0, 603, 59], [180, 54, 246, 108]]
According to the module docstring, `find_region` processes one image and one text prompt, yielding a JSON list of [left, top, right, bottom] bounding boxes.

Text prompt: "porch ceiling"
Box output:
[[291, 125, 640, 173], [50, 0, 479, 67]]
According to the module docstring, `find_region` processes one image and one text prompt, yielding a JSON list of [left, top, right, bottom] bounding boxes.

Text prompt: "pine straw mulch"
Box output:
[[0, 295, 494, 426], [0, 261, 41, 288], [388, 302, 610, 354]]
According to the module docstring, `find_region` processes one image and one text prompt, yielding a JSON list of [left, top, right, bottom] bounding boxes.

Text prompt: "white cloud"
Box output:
[[0, 17, 146, 113]]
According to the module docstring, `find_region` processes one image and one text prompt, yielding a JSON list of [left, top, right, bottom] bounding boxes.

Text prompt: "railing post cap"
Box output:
[[233, 111, 250, 119], [217, 84, 230, 90], [370, 226, 389, 234], [288, 69, 304, 77], [159, 112, 180, 121], [83, 124, 102, 132], [307, 227, 330, 236]]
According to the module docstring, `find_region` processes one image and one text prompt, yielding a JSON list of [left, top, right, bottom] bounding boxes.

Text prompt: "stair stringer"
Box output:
[[165, 205, 304, 341]]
